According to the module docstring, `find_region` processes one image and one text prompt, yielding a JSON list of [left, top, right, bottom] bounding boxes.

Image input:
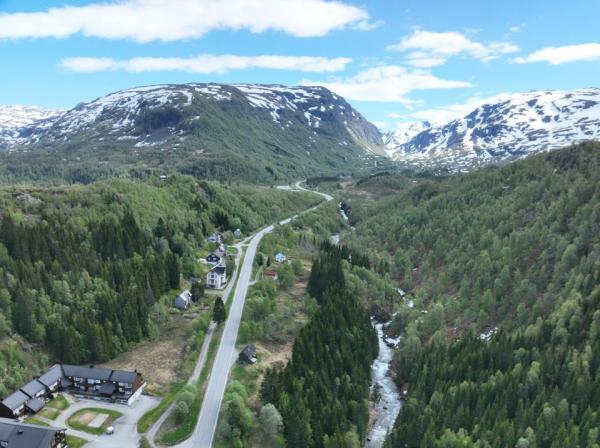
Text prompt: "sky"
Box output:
[[1, 0, 599, 128]]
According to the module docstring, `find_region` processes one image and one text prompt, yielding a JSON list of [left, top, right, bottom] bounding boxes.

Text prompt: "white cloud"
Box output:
[[302, 65, 472, 103], [508, 26, 522, 34], [398, 93, 509, 124], [387, 30, 519, 67], [513, 43, 600, 64], [0, 0, 374, 42], [60, 54, 353, 74]]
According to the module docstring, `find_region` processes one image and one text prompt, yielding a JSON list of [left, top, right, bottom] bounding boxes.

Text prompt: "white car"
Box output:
[[106, 426, 115, 435]]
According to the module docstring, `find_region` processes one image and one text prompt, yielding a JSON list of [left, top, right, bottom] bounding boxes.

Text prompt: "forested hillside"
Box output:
[[261, 244, 378, 447], [0, 176, 319, 397], [340, 142, 600, 447]]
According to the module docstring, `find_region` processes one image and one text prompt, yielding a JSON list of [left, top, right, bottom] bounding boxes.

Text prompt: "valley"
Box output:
[[0, 83, 599, 448]]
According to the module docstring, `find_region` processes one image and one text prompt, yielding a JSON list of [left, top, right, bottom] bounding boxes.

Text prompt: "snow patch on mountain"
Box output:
[[385, 88, 600, 171], [0, 106, 61, 147]]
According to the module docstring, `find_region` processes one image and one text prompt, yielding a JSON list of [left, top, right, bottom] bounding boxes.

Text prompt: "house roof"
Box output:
[[98, 383, 116, 395], [241, 345, 257, 357], [25, 398, 45, 413], [61, 365, 113, 381], [264, 269, 278, 277], [110, 370, 138, 383], [0, 417, 64, 448], [37, 365, 63, 388], [20, 379, 46, 398], [1, 390, 29, 411], [177, 290, 192, 302], [209, 264, 226, 274]]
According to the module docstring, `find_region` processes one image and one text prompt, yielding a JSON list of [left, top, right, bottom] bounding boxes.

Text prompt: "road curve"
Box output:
[[186, 182, 332, 447]]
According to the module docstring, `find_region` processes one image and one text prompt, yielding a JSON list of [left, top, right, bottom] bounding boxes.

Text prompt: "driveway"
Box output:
[[52, 394, 159, 448]]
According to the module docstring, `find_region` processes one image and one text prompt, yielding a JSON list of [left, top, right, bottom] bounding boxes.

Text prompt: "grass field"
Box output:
[[100, 313, 196, 395], [67, 408, 123, 436], [47, 394, 69, 410], [66, 435, 88, 447]]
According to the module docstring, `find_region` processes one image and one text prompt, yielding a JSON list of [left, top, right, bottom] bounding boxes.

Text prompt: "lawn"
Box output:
[[24, 417, 50, 427], [38, 407, 61, 420], [47, 394, 69, 410], [67, 408, 123, 436], [66, 435, 88, 447]]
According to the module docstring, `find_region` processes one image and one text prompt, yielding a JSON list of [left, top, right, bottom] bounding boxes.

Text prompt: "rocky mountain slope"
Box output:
[[0, 83, 383, 183], [385, 88, 600, 171]]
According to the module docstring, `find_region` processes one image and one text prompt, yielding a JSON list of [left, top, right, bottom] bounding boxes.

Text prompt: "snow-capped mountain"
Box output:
[[386, 88, 600, 171], [0, 83, 384, 181], [0, 106, 60, 148], [2, 83, 382, 151], [382, 121, 431, 157]]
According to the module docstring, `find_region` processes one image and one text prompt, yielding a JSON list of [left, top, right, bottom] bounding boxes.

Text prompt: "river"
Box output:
[[365, 321, 402, 448]]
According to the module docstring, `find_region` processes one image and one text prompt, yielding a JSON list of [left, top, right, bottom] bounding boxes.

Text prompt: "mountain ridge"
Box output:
[[385, 87, 600, 171], [0, 83, 384, 183]]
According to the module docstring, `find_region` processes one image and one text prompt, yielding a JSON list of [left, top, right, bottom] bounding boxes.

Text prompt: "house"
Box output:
[[206, 249, 225, 265], [263, 269, 278, 281], [174, 290, 192, 309], [274, 252, 287, 263], [233, 228, 242, 238], [206, 263, 227, 289], [0, 364, 146, 418], [238, 345, 257, 365], [60, 364, 145, 405], [159, 174, 169, 181], [397, 288, 407, 298], [207, 233, 222, 244], [0, 390, 30, 418], [0, 418, 67, 448]]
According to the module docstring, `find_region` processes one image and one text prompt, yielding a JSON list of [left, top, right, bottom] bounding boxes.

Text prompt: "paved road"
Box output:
[[146, 245, 245, 447], [187, 182, 332, 448]]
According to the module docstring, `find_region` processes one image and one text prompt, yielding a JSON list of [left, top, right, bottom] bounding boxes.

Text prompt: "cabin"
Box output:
[[174, 290, 193, 309], [0, 418, 67, 448], [274, 252, 287, 263], [206, 264, 227, 289], [207, 233, 222, 244], [263, 269, 278, 281], [0, 391, 30, 419], [206, 251, 224, 265], [238, 345, 257, 365]]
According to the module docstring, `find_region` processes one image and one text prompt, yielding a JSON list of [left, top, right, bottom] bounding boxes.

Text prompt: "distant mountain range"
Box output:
[[1, 85, 599, 182], [384, 88, 600, 171], [0, 105, 61, 148], [0, 83, 383, 183]]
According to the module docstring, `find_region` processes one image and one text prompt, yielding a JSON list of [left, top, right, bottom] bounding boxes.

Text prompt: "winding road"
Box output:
[[185, 181, 332, 448]]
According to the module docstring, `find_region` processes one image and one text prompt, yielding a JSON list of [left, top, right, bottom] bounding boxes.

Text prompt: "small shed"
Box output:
[[174, 290, 192, 309], [238, 345, 257, 365], [233, 228, 242, 238], [274, 252, 287, 263]]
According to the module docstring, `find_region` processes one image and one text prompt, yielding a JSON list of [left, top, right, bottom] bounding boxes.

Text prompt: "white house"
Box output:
[[206, 263, 227, 289], [274, 252, 287, 263], [233, 228, 242, 238]]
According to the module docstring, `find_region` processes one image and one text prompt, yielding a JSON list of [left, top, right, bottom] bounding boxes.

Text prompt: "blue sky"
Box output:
[[1, 0, 599, 127]]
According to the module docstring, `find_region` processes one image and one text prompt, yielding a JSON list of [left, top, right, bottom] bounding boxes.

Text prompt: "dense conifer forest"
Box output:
[[261, 244, 378, 447], [339, 143, 600, 447], [0, 175, 319, 397]]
